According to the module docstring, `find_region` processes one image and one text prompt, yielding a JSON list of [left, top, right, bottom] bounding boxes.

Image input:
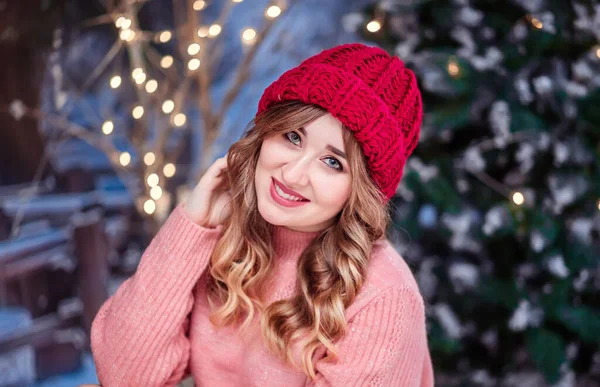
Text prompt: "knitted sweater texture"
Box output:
[[91, 205, 434, 386]]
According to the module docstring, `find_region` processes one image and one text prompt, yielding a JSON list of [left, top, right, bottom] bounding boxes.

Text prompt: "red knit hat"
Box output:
[[257, 43, 423, 202]]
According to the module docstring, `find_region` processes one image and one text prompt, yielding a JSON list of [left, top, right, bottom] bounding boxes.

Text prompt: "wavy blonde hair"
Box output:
[[206, 101, 391, 380]]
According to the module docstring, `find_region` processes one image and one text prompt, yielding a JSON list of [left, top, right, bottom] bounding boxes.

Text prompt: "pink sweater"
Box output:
[[91, 205, 434, 386]]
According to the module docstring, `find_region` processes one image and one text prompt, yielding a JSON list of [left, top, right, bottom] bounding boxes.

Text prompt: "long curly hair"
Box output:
[[206, 101, 391, 380]]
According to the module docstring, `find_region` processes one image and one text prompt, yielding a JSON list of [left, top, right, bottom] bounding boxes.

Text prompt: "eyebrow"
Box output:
[[297, 127, 347, 160]]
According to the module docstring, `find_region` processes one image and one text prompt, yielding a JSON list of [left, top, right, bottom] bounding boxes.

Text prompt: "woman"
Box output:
[[90, 43, 434, 386]]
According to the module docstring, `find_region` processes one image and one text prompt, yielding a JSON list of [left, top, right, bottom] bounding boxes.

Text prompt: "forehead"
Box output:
[[303, 113, 345, 147]]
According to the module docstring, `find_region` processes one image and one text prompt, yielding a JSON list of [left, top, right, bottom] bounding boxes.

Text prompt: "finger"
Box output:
[[214, 158, 229, 176], [206, 158, 226, 177], [205, 175, 225, 190], [214, 156, 228, 169], [198, 170, 224, 193]]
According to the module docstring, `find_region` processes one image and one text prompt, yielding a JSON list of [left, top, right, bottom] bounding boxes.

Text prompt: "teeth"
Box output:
[[274, 182, 303, 201]]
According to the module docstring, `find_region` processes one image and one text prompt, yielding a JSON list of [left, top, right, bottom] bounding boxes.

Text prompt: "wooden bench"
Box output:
[[0, 298, 85, 381]]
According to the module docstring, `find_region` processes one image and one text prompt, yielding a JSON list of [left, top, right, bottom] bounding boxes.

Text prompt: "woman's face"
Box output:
[[254, 113, 352, 232]]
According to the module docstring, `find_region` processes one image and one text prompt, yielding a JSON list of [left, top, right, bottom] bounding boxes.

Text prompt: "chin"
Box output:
[[257, 199, 290, 226], [256, 196, 280, 224]]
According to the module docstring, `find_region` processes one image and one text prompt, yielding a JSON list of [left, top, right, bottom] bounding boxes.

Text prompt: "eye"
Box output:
[[284, 131, 344, 172], [284, 131, 301, 145], [323, 157, 343, 171]]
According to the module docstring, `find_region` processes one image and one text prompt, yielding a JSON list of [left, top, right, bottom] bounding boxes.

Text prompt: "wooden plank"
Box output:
[[12, 219, 52, 239], [0, 299, 81, 354], [0, 228, 70, 264], [0, 192, 97, 219], [72, 209, 109, 343], [0, 245, 71, 280]]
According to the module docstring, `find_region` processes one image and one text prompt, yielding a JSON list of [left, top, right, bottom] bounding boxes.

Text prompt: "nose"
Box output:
[[281, 154, 310, 187]]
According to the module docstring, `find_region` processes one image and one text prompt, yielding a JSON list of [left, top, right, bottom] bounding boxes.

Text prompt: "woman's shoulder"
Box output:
[[367, 239, 421, 293], [344, 239, 424, 320]]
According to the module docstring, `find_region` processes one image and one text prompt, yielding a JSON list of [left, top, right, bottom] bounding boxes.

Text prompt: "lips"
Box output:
[[272, 178, 309, 201], [269, 178, 310, 208]]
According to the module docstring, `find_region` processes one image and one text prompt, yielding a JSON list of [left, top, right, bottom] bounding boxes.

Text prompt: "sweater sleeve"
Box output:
[[307, 286, 434, 387], [90, 204, 223, 387]]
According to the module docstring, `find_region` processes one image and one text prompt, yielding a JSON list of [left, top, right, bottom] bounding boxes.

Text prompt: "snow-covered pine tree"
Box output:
[[354, 0, 600, 385]]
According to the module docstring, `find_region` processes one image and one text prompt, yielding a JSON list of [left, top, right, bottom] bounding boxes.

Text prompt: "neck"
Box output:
[[271, 224, 321, 255]]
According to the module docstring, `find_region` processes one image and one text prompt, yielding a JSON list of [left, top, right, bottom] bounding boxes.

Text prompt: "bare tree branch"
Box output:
[[81, 39, 124, 91], [0, 104, 141, 217]]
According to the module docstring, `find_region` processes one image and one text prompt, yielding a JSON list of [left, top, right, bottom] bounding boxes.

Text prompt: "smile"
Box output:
[[270, 178, 310, 208]]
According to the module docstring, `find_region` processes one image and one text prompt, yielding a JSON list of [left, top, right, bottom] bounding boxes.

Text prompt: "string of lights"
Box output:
[[73, 0, 289, 216]]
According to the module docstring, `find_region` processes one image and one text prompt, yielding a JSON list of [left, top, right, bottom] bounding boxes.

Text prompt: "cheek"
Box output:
[[313, 176, 351, 206], [257, 140, 283, 169], [255, 141, 281, 190]]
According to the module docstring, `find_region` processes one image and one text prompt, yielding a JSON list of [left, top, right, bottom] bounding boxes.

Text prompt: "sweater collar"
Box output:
[[271, 225, 321, 254]]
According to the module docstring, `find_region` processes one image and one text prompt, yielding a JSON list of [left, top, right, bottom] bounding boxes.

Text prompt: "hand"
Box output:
[[183, 156, 233, 228]]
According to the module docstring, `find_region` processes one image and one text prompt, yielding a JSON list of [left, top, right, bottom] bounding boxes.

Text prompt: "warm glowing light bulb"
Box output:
[[144, 199, 156, 214], [193, 0, 206, 10], [119, 152, 131, 166], [123, 19, 132, 30], [150, 186, 163, 200], [366, 20, 381, 33], [110, 75, 122, 88], [159, 30, 172, 43], [134, 73, 146, 84], [208, 24, 222, 37], [597, 199, 600, 211], [144, 152, 156, 166], [173, 113, 187, 127], [115, 16, 126, 29], [163, 163, 176, 177], [595, 46, 600, 59], [145, 79, 158, 93], [132, 105, 144, 119], [530, 17, 543, 29], [162, 100, 175, 114], [102, 120, 114, 135], [512, 191, 525, 206], [188, 58, 201, 71], [132, 68, 143, 78], [448, 61, 460, 76], [187, 43, 201, 55], [115, 17, 131, 30], [119, 29, 135, 42], [242, 28, 256, 41], [265, 5, 281, 18], [160, 55, 174, 68], [197, 26, 209, 38], [232, 0, 243, 3], [147, 173, 159, 187]]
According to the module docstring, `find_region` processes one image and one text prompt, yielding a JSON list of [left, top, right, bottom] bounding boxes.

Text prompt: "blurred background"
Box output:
[[0, 0, 599, 386]]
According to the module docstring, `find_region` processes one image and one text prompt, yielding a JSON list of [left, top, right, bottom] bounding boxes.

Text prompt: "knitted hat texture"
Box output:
[[257, 43, 423, 201]]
